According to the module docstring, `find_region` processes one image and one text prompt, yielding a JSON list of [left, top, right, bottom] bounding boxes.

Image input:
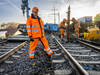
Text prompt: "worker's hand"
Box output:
[[29, 36, 34, 41]]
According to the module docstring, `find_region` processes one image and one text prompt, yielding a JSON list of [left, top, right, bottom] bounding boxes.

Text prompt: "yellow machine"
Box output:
[[84, 27, 100, 40]]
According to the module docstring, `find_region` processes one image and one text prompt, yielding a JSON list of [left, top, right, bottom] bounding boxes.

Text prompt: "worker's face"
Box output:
[[72, 18, 75, 21], [32, 12, 38, 16], [64, 19, 67, 23], [32, 9, 38, 16]]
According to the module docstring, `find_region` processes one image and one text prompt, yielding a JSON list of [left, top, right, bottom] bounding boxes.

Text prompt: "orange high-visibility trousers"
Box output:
[[29, 36, 53, 58], [59, 29, 65, 39], [59, 29, 65, 35], [75, 29, 79, 38]]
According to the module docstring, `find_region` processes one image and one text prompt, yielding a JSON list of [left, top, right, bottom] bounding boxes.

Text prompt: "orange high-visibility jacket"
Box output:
[[73, 20, 80, 31], [58, 22, 66, 29], [26, 15, 44, 38]]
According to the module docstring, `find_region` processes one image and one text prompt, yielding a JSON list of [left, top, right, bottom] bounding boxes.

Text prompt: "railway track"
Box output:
[[0, 34, 58, 75], [78, 39, 100, 52], [0, 34, 84, 75], [0, 34, 29, 59], [79, 38, 100, 46], [0, 34, 100, 75], [0, 35, 29, 74], [48, 36, 78, 75], [50, 35, 89, 75], [0, 39, 7, 44], [52, 35, 100, 75], [0, 41, 27, 64], [0, 42, 23, 56]]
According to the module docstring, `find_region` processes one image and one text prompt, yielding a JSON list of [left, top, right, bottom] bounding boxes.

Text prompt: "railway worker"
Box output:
[[26, 7, 53, 59], [58, 18, 67, 41], [72, 18, 80, 38]]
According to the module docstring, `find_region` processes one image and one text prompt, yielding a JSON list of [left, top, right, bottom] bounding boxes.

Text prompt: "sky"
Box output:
[[0, 0, 100, 24]]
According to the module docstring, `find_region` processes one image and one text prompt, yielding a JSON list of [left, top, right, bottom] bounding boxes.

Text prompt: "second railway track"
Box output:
[[0, 41, 23, 56], [52, 35, 100, 75]]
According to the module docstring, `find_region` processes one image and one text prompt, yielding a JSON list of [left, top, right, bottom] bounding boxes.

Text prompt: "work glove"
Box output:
[[29, 36, 34, 41]]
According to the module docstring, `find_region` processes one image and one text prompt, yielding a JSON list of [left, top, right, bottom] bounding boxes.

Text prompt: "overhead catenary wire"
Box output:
[[64, 0, 69, 5], [6, 0, 22, 13], [0, 0, 22, 24], [4, 0, 26, 23], [64, 0, 71, 6]]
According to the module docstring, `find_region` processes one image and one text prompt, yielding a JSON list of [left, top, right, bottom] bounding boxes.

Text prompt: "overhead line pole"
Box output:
[[64, 0, 71, 41], [58, 12, 60, 24], [67, 5, 71, 41], [50, 7, 58, 24], [53, 7, 56, 24], [21, 0, 30, 18], [26, 0, 29, 18]]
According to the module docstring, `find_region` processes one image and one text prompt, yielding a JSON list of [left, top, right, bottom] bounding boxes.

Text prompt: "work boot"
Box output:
[[46, 55, 52, 68], [47, 54, 55, 71], [75, 37, 78, 42], [61, 39, 64, 44], [47, 55, 52, 62], [32, 58, 37, 66]]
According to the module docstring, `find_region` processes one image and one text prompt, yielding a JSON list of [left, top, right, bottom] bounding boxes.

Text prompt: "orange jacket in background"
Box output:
[[58, 21, 66, 35], [74, 20, 80, 32]]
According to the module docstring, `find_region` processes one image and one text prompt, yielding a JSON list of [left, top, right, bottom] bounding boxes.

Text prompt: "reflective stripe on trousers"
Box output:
[[29, 50, 35, 58], [29, 36, 53, 59], [45, 48, 53, 55]]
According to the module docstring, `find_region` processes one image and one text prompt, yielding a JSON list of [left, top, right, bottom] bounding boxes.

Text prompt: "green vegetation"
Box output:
[[94, 13, 100, 28]]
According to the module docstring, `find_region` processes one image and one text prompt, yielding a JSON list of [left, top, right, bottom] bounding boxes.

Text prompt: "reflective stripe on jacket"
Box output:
[[26, 16, 44, 38]]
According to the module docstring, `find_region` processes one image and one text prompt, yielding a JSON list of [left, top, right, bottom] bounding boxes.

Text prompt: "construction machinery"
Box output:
[[21, 0, 30, 18], [84, 27, 100, 40]]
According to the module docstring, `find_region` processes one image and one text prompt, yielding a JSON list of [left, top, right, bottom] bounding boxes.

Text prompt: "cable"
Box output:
[[64, 0, 70, 7], [6, 0, 21, 13], [6, 0, 27, 23], [64, 0, 69, 4]]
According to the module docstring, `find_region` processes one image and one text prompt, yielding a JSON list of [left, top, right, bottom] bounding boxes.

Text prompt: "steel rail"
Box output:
[[52, 35, 89, 75], [79, 38, 100, 46], [0, 41, 27, 63], [77, 40, 100, 52]]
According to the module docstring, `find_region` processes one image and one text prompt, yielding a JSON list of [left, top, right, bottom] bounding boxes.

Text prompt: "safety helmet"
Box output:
[[63, 18, 67, 22], [72, 17, 75, 21], [32, 7, 39, 13]]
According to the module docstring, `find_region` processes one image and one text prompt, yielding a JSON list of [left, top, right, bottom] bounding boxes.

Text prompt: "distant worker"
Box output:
[[58, 18, 67, 40], [26, 7, 53, 59], [72, 18, 80, 38]]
